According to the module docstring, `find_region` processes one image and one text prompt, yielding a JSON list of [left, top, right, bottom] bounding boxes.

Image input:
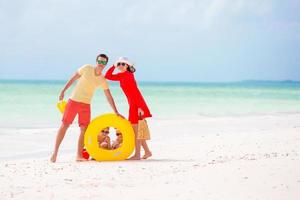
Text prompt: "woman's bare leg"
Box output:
[[128, 124, 141, 160], [50, 123, 70, 162], [141, 140, 152, 159]]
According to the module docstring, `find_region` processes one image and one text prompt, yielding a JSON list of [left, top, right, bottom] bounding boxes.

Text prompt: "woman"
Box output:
[[105, 57, 152, 160]]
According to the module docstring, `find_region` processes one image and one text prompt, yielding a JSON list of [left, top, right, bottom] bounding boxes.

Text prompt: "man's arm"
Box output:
[[59, 72, 81, 100], [103, 89, 124, 118]]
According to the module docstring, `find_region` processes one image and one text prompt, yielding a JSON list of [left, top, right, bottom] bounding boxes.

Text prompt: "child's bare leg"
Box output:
[[76, 126, 88, 161], [141, 140, 152, 159], [128, 124, 141, 160], [50, 123, 70, 162]]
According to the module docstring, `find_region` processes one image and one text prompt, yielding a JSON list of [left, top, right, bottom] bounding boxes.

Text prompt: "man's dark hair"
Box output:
[[96, 54, 109, 62]]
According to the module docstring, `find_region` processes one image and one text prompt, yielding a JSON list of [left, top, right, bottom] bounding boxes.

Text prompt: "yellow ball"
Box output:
[[84, 113, 135, 161]]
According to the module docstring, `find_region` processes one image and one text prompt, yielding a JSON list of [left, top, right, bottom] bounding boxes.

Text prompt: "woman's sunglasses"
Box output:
[[117, 62, 127, 66]]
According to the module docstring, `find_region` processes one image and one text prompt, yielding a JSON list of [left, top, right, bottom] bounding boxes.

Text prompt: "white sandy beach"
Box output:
[[1, 114, 300, 200]]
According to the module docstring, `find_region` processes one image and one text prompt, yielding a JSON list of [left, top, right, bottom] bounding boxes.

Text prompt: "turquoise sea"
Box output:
[[0, 80, 300, 129]]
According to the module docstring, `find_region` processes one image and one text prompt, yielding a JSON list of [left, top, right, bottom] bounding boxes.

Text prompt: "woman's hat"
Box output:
[[115, 57, 133, 66]]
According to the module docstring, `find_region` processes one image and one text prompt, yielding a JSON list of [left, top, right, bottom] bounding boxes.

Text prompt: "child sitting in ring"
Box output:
[[112, 129, 123, 149], [97, 127, 111, 150]]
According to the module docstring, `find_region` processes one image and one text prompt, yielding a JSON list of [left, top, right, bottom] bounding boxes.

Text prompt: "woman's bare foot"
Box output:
[[142, 152, 152, 159], [128, 155, 141, 160], [76, 156, 88, 162], [50, 153, 57, 163]]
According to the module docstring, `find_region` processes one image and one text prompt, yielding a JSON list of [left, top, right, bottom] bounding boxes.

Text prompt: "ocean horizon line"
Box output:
[[1, 79, 300, 85]]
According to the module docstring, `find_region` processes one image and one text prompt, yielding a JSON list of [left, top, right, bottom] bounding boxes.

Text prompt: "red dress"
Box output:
[[105, 66, 152, 124]]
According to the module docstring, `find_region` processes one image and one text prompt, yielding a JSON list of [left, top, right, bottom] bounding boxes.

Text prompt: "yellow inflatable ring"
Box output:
[[84, 113, 135, 161]]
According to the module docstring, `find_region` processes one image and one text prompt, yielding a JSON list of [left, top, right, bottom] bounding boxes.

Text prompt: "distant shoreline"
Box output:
[[1, 79, 300, 85]]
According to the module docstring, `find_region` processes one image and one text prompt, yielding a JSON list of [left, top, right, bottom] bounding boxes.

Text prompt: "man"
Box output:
[[50, 54, 122, 162]]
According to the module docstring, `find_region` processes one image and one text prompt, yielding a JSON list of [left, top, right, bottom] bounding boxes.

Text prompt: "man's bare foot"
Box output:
[[50, 154, 57, 163], [76, 156, 88, 162], [127, 155, 141, 160], [142, 152, 152, 159]]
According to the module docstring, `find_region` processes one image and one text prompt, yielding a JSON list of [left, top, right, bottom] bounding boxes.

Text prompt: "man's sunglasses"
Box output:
[[97, 60, 107, 65]]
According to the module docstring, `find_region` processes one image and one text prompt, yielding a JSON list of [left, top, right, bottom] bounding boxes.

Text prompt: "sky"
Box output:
[[0, 0, 299, 82]]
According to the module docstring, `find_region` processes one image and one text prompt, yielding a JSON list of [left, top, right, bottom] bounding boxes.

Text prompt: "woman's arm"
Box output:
[[59, 72, 81, 100], [105, 65, 121, 81]]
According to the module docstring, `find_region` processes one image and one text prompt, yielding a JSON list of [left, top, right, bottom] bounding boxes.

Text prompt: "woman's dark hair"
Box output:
[[127, 65, 136, 73], [96, 54, 109, 62]]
